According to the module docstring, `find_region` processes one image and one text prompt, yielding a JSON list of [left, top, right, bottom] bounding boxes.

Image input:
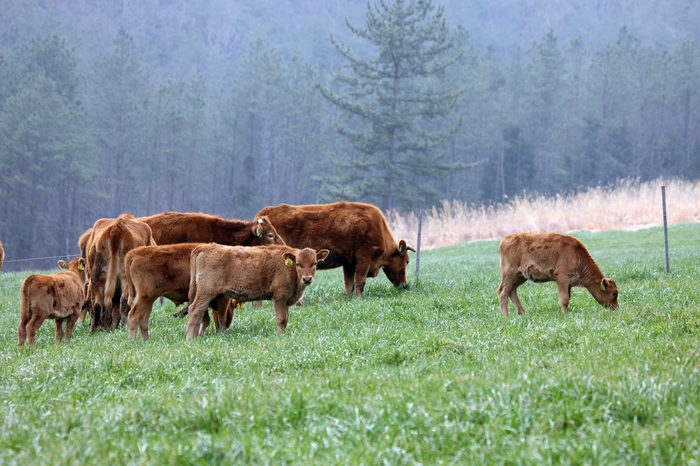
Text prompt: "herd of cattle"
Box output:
[[5, 201, 620, 347]]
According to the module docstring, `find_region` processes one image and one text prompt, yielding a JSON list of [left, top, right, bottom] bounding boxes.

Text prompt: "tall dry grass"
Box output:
[[388, 178, 700, 250]]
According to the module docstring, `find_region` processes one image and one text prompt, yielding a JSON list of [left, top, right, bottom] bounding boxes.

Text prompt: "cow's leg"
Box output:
[[497, 277, 511, 317], [172, 305, 189, 318], [55, 318, 65, 343], [342, 264, 356, 297], [273, 300, 289, 334], [509, 277, 528, 314], [90, 303, 102, 332], [128, 295, 157, 341], [77, 301, 90, 324], [353, 260, 374, 299], [119, 294, 130, 328], [64, 313, 79, 344], [199, 311, 211, 335], [555, 279, 571, 313], [211, 295, 233, 332], [26, 314, 46, 346], [186, 293, 211, 339], [18, 312, 30, 346]]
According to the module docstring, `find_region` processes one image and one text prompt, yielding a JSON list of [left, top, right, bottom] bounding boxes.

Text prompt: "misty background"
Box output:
[[0, 0, 699, 270]]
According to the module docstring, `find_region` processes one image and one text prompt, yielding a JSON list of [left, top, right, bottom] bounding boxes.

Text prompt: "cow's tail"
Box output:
[[103, 223, 124, 316], [19, 278, 32, 323], [124, 255, 136, 307], [188, 248, 201, 305]]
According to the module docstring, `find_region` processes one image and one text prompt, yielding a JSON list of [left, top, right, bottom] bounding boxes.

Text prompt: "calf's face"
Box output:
[[283, 248, 330, 286], [596, 278, 619, 310]]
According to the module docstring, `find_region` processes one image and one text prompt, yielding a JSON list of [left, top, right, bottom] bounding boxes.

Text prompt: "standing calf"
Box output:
[[497, 232, 619, 316], [186, 244, 329, 339], [123, 243, 236, 341], [18, 257, 88, 346]]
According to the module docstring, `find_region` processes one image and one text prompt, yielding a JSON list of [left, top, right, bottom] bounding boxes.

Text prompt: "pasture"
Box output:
[[0, 224, 699, 464]]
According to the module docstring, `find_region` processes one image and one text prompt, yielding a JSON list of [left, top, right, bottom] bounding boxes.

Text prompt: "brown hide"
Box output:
[[86, 214, 155, 330], [256, 202, 414, 298], [186, 244, 329, 338], [123, 243, 236, 341], [497, 232, 619, 316], [18, 258, 88, 346], [138, 212, 285, 247], [0, 240, 4, 272]]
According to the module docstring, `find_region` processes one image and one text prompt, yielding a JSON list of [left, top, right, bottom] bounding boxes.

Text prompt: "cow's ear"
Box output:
[[254, 218, 264, 237], [316, 249, 330, 262], [58, 260, 68, 269], [283, 252, 295, 266], [601, 278, 608, 291], [398, 240, 406, 255]]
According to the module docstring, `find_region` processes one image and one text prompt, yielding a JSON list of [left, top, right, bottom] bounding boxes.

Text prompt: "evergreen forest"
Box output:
[[1, 0, 699, 270]]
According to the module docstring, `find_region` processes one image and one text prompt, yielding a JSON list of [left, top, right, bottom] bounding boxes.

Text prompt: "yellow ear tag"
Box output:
[[78, 262, 85, 271], [600, 281, 606, 291], [236, 303, 245, 309], [285, 258, 294, 266]]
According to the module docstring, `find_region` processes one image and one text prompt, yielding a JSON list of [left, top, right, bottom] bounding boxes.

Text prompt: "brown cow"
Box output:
[[497, 232, 619, 316], [138, 212, 284, 247], [123, 243, 237, 341], [186, 244, 329, 339], [86, 214, 155, 330], [256, 202, 415, 298], [0, 240, 4, 272], [18, 257, 88, 346]]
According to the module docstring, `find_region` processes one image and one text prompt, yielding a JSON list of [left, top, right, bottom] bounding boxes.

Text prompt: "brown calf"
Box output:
[[18, 257, 88, 346], [123, 243, 237, 341], [256, 202, 414, 298], [186, 244, 329, 338], [86, 214, 155, 330], [497, 232, 619, 316]]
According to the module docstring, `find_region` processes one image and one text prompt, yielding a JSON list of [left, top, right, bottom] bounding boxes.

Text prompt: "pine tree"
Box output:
[[318, 0, 465, 211]]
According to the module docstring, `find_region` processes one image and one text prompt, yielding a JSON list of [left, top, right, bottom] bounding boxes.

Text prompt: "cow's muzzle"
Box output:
[[302, 276, 314, 285]]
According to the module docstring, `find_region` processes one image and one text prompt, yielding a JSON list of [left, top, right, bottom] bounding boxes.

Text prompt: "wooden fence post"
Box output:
[[415, 208, 423, 282], [662, 185, 670, 273]]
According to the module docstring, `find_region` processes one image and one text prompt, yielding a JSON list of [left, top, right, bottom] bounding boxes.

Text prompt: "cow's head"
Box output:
[[60, 257, 88, 287], [251, 216, 286, 246], [283, 248, 330, 286], [380, 239, 416, 288], [594, 277, 619, 310]]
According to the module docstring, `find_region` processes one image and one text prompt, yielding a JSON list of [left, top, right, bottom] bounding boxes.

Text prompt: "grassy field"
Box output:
[[0, 223, 699, 464]]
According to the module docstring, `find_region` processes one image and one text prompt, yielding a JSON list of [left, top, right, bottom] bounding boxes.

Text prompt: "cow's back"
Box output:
[[258, 202, 390, 268], [500, 232, 593, 278]]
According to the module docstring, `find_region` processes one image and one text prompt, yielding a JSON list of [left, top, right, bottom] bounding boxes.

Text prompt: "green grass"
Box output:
[[1, 224, 699, 464]]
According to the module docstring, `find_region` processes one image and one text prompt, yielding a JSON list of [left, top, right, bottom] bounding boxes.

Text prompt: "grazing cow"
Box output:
[[86, 214, 155, 330], [18, 257, 88, 346], [138, 211, 284, 247], [256, 202, 415, 298], [0, 240, 4, 272], [186, 244, 329, 339], [123, 243, 237, 341], [497, 232, 619, 316]]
